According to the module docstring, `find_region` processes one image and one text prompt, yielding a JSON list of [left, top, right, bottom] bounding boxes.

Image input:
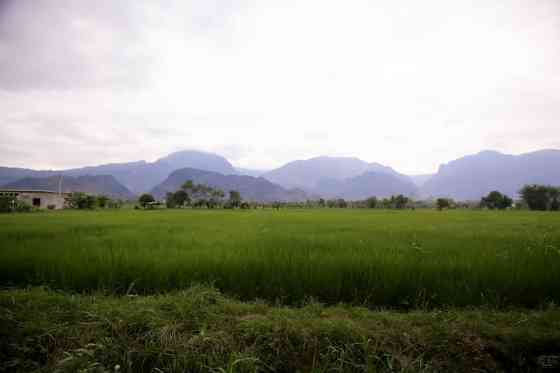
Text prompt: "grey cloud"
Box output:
[[0, 0, 251, 91], [0, 0, 152, 91]]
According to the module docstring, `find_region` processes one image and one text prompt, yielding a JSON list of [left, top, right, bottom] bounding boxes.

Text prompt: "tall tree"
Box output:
[[436, 198, 451, 211], [138, 193, 155, 208], [229, 190, 242, 208], [520, 185, 551, 211], [549, 187, 560, 211], [480, 191, 513, 210], [365, 196, 377, 208]]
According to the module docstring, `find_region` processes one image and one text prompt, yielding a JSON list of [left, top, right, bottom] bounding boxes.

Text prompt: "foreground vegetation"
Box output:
[[2, 286, 560, 373], [1, 209, 560, 308]]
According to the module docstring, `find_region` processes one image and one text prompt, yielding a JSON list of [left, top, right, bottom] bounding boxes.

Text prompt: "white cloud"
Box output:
[[1, 0, 559, 173]]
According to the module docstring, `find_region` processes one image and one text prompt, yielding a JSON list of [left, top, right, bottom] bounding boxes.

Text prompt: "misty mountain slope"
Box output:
[[0, 167, 61, 187], [2, 175, 134, 199], [263, 156, 411, 190], [315, 171, 419, 200], [151, 168, 308, 202], [0, 150, 237, 194], [409, 174, 434, 187], [421, 149, 560, 200], [155, 151, 236, 175], [235, 167, 268, 177]]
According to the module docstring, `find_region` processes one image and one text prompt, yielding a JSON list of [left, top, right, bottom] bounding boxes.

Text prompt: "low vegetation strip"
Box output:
[[1, 286, 559, 372], [1, 209, 560, 308]]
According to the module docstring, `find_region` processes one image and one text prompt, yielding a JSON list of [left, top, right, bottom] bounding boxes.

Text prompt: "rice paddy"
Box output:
[[2, 208, 559, 308]]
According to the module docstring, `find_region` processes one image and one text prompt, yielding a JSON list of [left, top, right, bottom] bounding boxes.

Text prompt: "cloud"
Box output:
[[1, 0, 559, 173], [0, 0, 153, 90]]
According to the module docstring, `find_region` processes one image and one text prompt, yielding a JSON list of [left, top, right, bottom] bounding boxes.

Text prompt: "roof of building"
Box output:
[[0, 189, 70, 195]]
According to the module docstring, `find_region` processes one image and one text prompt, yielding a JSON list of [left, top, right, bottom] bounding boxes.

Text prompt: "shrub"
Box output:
[[69, 192, 97, 209], [0, 196, 14, 213], [480, 191, 513, 210], [139, 194, 155, 208], [14, 200, 33, 213], [365, 197, 377, 208], [436, 198, 452, 210]]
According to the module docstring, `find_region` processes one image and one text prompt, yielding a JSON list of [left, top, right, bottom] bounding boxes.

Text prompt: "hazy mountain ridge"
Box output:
[[421, 149, 560, 200], [2, 175, 134, 199], [262, 156, 412, 190], [409, 174, 434, 187], [315, 171, 419, 200], [235, 167, 268, 177], [2, 149, 559, 201], [151, 168, 309, 202], [0, 151, 236, 194]]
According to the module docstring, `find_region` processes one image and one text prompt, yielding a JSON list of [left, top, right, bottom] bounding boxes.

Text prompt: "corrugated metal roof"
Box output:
[[0, 189, 70, 194]]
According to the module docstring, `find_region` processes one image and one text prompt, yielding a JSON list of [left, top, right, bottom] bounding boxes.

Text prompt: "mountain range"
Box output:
[[3, 175, 134, 199], [0, 150, 235, 195], [2, 148, 560, 201], [151, 168, 308, 202], [422, 149, 560, 200]]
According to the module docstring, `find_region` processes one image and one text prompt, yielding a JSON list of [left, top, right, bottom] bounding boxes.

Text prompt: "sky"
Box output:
[[1, 0, 559, 174]]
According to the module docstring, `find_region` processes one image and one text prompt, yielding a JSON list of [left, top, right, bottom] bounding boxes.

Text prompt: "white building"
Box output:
[[0, 190, 69, 210]]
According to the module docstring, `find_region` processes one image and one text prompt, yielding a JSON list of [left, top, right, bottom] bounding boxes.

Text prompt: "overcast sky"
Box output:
[[1, 0, 559, 174]]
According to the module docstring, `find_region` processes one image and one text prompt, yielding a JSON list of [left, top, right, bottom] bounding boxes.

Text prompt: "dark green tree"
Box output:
[[174, 190, 190, 207], [436, 198, 451, 211], [208, 189, 225, 208], [480, 191, 513, 210], [139, 193, 155, 208], [520, 185, 551, 211], [365, 196, 377, 209], [69, 192, 97, 209], [229, 190, 242, 208], [97, 195, 109, 208], [550, 188, 560, 211], [335, 199, 347, 208], [182, 180, 194, 191], [392, 195, 409, 209], [0, 195, 15, 213]]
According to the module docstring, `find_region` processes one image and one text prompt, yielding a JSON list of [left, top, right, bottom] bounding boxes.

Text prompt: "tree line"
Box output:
[[67, 193, 123, 209], [134, 183, 560, 212], [138, 181, 247, 209], [0, 192, 123, 213], [437, 185, 560, 211]]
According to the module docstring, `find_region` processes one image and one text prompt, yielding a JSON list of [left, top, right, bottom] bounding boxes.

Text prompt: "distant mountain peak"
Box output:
[[3, 174, 134, 199], [423, 149, 560, 200], [0, 150, 237, 194], [151, 167, 308, 202]]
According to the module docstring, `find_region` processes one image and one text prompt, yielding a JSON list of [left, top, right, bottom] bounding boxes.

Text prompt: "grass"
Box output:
[[1, 209, 560, 308], [2, 286, 560, 373]]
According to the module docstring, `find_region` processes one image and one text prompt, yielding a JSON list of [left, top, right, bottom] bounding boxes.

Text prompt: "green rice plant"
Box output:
[[1, 209, 559, 308]]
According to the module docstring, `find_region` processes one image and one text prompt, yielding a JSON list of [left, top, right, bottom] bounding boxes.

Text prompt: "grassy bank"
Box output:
[[1, 209, 560, 308], [1, 286, 560, 373]]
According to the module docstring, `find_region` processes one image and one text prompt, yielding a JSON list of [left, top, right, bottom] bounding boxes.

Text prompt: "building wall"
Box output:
[[17, 192, 67, 210]]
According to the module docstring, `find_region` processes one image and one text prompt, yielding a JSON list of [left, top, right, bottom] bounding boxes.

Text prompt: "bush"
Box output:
[[47, 204, 56, 210], [139, 194, 155, 208], [14, 200, 33, 213], [107, 200, 122, 209], [436, 198, 452, 210], [520, 185, 560, 211], [0, 196, 14, 213], [480, 191, 513, 210], [68, 192, 97, 209], [365, 197, 377, 208]]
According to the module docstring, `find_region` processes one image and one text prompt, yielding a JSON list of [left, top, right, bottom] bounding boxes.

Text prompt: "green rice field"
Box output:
[[1, 209, 559, 308]]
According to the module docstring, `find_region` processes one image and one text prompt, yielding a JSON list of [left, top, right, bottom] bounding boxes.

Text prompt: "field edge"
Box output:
[[2, 286, 560, 373]]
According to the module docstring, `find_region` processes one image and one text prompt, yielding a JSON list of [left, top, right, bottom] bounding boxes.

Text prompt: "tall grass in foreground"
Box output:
[[1, 209, 560, 308]]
